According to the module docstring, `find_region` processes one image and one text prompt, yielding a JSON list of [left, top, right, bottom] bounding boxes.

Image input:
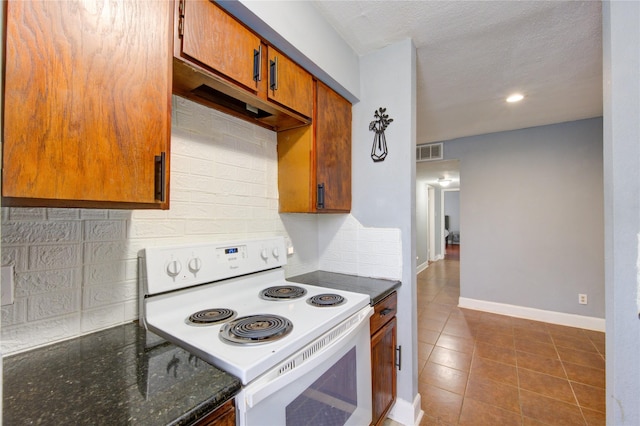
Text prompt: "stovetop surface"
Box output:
[[143, 268, 370, 384]]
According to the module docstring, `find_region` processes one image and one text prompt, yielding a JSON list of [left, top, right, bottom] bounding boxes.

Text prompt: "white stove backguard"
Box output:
[[140, 237, 287, 297]]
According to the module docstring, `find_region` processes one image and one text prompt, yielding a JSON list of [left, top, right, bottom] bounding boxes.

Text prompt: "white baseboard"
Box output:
[[387, 394, 424, 426], [458, 297, 605, 332], [416, 261, 429, 274], [433, 254, 444, 261]]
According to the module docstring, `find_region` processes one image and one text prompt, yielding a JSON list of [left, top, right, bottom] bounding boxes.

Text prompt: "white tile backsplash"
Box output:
[[318, 215, 402, 280], [0, 95, 401, 355], [0, 96, 315, 354]]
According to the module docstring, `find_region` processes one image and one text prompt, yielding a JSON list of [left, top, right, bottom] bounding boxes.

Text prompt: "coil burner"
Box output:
[[220, 314, 293, 345], [187, 308, 237, 326], [260, 285, 307, 300], [307, 294, 346, 307]]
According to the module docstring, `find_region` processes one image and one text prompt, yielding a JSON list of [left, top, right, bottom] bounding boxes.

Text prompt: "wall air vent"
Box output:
[[416, 142, 443, 162]]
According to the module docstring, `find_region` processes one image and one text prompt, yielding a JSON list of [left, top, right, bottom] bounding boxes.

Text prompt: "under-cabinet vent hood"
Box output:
[[172, 59, 310, 133], [191, 85, 272, 120]]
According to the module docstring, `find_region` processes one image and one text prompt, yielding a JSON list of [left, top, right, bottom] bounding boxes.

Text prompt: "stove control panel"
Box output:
[[141, 237, 286, 296]]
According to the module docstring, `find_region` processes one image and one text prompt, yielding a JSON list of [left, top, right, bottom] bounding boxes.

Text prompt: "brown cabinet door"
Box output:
[[3, 0, 171, 208], [193, 399, 235, 426], [277, 125, 315, 212], [181, 0, 261, 91], [371, 316, 397, 426], [277, 81, 351, 213], [267, 46, 313, 118], [316, 82, 352, 212]]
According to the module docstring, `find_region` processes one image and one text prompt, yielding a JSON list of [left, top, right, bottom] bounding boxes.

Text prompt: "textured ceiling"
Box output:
[[312, 1, 603, 145]]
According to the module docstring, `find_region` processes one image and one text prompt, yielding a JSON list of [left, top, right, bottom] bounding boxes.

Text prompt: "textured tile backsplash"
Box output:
[[0, 96, 401, 355]]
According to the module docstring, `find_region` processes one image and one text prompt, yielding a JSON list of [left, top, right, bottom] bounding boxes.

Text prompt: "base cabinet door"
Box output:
[[3, 0, 172, 209], [192, 399, 235, 426], [371, 317, 397, 426]]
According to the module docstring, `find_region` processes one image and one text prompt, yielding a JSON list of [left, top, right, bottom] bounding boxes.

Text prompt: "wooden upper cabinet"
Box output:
[[180, 0, 261, 92], [2, 0, 172, 209], [315, 81, 351, 212], [173, 0, 310, 131], [277, 81, 351, 213], [267, 46, 313, 119]]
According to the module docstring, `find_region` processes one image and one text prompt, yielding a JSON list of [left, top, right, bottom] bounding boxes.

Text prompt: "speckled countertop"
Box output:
[[3, 322, 241, 426], [287, 270, 401, 305]]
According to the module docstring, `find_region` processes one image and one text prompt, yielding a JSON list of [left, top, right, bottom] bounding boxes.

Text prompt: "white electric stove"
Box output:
[[139, 237, 373, 426]]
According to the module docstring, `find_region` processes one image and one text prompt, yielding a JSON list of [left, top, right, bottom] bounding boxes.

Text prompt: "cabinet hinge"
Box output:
[[178, 0, 185, 38], [395, 345, 402, 371]]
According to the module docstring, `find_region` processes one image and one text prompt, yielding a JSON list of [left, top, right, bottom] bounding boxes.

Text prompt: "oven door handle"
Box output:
[[241, 306, 373, 408]]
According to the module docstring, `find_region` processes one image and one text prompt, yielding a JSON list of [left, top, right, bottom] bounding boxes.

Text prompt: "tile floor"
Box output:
[[395, 248, 606, 425]]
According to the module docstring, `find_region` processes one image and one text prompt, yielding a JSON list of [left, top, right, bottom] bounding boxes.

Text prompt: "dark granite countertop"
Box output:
[[287, 270, 401, 305], [3, 322, 241, 426]]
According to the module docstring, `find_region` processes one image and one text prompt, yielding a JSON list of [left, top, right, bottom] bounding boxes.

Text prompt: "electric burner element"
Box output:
[[220, 314, 293, 345], [307, 293, 346, 307], [187, 308, 237, 325], [260, 285, 307, 300]]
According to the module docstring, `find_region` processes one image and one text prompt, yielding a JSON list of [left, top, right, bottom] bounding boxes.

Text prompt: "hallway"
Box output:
[[416, 255, 606, 425]]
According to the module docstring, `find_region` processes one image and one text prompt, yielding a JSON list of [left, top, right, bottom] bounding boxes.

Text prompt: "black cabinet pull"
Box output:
[[253, 45, 262, 83], [395, 345, 402, 371], [380, 308, 393, 316], [317, 183, 325, 209], [269, 56, 278, 91], [154, 152, 166, 202]]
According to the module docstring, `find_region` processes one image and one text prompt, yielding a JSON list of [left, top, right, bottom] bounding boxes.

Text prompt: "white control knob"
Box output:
[[188, 257, 202, 274], [272, 247, 280, 258], [166, 260, 182, 277], [260, 249, 268, 260]]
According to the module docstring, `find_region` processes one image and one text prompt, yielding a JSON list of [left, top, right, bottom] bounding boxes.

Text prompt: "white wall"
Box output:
[[444, 190, 460, 237], [603, 1, 640, 424], [351, 39, 420, 425], [416, 183, 429, 269], [433, 185, 444, 258], [444, 118, 604, 321]]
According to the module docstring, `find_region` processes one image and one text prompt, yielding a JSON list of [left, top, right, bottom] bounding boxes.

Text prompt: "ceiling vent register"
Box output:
[[416, 143, 443, 162]]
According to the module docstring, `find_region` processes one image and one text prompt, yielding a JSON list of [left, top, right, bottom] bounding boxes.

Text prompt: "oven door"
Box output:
[[236, 306, 373, 426]]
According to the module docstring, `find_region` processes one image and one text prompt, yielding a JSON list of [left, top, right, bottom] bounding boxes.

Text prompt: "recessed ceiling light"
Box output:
[[506, 93, 524, 103]]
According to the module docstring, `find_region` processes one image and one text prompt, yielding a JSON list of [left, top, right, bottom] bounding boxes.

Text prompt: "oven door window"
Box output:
[[285, 347, 357, 425], [237, 311, 372, 426]]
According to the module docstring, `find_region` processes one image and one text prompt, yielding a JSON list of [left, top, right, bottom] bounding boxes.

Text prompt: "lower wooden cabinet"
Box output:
[[370, 292, 397, 426], [192, 399, 235, 426]]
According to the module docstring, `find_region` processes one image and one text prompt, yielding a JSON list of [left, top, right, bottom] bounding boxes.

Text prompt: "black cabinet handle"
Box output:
[[380, 308, 393, 316], [317, 183, 325, 209], [154, 152, 166, 202], [395, 345, 402, 371], [253, 45, 262, 83], [269, 56, 278, 91]]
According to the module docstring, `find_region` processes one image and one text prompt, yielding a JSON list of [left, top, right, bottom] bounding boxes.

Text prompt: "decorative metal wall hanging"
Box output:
[[369, 107, 393, 162]]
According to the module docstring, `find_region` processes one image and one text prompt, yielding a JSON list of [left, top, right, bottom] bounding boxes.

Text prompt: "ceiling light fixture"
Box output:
[[438, 178, 451, 187], [506, 93, 524, 103]]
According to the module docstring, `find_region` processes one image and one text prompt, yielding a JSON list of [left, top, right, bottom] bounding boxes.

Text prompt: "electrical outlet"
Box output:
[[578, 293, 588, 305], [285, 237, 294, 255]]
